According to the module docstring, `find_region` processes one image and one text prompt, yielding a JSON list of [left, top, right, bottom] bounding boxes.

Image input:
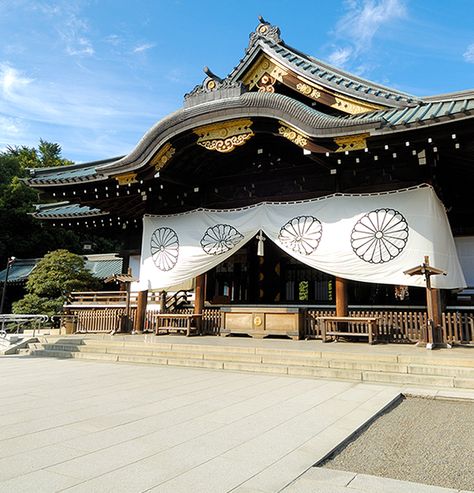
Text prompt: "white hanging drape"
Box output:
[[139, 185, 466, 290]]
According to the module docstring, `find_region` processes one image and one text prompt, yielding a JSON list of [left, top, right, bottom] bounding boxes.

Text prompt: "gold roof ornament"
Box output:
[[278, 123, 308, 148], [334, 133, 369, 153], [151, 143, 176, 171], [194, 119, 254, 153], [242, 55, 287, 90], [114, 172, 138, 186]]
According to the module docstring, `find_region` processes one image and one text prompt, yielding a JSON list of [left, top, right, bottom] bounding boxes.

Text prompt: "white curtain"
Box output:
[[139, 185, 466, 290]]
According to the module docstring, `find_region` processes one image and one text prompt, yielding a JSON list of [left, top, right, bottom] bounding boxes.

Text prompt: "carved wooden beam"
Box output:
[[194, 119, 254, 153]]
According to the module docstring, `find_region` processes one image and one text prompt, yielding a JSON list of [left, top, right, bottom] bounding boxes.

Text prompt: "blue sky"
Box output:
[[1, 0, 473, 163]]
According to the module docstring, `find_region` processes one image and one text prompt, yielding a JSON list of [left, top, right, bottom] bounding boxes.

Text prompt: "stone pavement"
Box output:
[[0, 356, 473, 492]]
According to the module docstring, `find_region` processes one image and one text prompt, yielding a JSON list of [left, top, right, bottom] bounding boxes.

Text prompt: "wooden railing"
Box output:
[[66, 291, 187, 307], [145, 308, 221, 335], [304, 309, 474, 344], [63, 304, 474, 344], [69, 307, 137, 333]]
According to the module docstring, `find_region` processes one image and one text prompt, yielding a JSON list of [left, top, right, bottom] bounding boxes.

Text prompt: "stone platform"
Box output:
[[24, 333, 474, 391]]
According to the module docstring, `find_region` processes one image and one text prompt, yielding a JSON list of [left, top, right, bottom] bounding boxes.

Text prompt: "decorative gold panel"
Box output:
[[278, 123, 308, 148], [115, 172, 137, 186], [296, 82, 321, 100], [256, 74, 276, 93], [334, 133, 369, 152], [151, 143, 175, 170], [242, 55, 287, 90], [331, 96, 381, 115], [194, 119, 254, 153]]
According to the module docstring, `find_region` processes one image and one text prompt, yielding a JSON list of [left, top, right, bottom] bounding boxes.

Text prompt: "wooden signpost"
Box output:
[[404, 256, 447, 349]]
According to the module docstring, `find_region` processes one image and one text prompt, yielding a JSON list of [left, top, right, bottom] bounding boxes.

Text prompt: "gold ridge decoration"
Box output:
[[296, 82, 321, 100], [278, 123, 308, 148], [334, 133, 369, 153], [332, 96, 382, 115], [242, 55, 287, 90], [151, 143, 175, 170], [256, 73, 276, 93], [115, 172, 137, 186], [194, 119, 254, 153]]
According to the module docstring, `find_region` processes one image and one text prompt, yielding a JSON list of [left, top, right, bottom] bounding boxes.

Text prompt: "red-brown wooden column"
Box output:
[[194, 274, 206, 334], [133, 290, 148, 334], [335, 277, 348, 317]]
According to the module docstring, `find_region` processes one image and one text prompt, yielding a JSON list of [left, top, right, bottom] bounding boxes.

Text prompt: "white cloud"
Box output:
[[133, 43, 155, 54], [327, 47, 353, 66], [37, 2, 96, 57], [105, 34, 122, 46], [66, 37, 94, 56], [463, 43, 474, 63], [0, 115, 25, 136], [0, 64, 33, 98], [328, 0, 407, 67]]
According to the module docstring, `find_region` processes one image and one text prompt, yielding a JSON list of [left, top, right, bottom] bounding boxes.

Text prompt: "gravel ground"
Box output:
[[321, 397, 474, 491]]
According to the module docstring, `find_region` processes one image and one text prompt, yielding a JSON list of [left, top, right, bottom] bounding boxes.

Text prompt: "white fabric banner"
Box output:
[[139, 185, 466, 290]]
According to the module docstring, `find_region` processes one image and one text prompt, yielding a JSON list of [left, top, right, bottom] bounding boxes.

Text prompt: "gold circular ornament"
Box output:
[[207, 80, 217, 90], [259, 25, 268, 34], [254, 316, 263, 327]]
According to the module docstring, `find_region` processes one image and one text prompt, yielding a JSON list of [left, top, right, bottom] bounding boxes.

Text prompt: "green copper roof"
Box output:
[[0, 259, 38, 285], [84, 255, 123, 280], [32, 202, 108, 219], [346, 97, 474, 127], [25, 156, 123, 186], [0, 254, 122, 284]]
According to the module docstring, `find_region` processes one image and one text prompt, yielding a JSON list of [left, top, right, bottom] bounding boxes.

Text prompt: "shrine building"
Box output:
[[25, 18, 474, 342]]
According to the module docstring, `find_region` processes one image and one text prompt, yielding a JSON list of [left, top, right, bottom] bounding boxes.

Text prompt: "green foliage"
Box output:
[[12, 294, 65, 317], [6, 139, 73, 171], [13, 249, 102, 315], [26, 249, 101, 298], [0, 141, 82, 263]]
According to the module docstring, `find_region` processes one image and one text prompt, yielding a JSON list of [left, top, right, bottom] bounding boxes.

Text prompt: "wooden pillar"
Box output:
[[431, 288, 443, 344], [133, 289, 148, 334], [335, 277, 348, 317], [159, 290, 167, 313], [194, 274, 206, 334]]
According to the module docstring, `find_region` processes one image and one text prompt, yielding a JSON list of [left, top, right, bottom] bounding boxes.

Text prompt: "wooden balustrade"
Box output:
[[66, 291, 176, 307], [62, 303, 474, 345]]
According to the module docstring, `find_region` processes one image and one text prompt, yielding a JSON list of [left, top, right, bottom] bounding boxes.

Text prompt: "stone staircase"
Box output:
[[22, 335, 474, 390]]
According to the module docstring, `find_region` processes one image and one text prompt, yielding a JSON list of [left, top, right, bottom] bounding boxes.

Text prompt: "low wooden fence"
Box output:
[[304, 309, 474, 344], [145, 308, 221, 335], [70, 307, 137, 333], [65, 306, 474, 344]]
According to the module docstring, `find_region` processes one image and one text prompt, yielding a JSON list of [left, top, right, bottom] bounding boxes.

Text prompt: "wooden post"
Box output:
[[133, 289, 148, 334], [431, 288, 442, 343], [159, 290, 167, 313], [335, 277, 348, 317], [123, 280, 132, 333], [194, 274, 206, 334]]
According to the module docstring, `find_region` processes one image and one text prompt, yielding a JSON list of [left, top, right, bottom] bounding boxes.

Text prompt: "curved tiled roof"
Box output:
[[31, 202, 108, 219], [97, 91, 384, 176], [228, 37, 419, 108], [25, 157, 123, 186], [346, 96, 474, 128]]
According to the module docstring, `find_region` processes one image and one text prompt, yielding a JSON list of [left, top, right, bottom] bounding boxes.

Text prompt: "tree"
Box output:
[[12, 249, 102, 315], [6, 139, 73, 170]]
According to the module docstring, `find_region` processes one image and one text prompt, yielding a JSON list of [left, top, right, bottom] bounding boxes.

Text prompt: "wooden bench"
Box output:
[[155, 314, 202, 337], [317, 316, 378, 344]]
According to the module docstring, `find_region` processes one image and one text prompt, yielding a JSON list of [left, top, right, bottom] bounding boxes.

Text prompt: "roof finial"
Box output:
[[249, 16, 282, 46], [203, 66, 223, 83]]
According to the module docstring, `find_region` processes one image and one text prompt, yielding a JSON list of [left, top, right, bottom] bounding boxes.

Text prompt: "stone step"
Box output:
[[27, 347, 474, 390], [29, 341, 474, 379]]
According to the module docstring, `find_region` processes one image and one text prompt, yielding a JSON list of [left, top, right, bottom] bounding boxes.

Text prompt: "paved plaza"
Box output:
[[0, 356, 473, 492]]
